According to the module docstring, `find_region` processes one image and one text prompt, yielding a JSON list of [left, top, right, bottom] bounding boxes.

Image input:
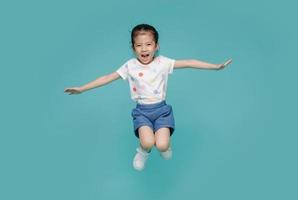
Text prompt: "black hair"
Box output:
[[131, 24, 159, 48]]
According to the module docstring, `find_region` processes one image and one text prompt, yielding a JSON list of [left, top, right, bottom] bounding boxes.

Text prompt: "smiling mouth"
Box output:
[[141, 54, 150, 58]]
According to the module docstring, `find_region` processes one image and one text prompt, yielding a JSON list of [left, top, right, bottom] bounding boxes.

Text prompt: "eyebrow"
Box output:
[[134, 42, 154, 45]]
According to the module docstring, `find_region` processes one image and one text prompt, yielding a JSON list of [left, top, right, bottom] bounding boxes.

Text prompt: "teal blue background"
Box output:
[[1, 0, 297, 199]]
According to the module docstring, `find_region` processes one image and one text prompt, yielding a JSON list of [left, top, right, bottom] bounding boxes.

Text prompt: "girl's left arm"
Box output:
[[174, 59, 232, 70]]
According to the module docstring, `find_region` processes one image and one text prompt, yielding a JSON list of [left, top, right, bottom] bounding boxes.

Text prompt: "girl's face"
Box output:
[[133, 32, 159, 65]]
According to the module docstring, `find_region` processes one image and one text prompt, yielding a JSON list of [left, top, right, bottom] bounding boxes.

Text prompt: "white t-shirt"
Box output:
[[116, 55, 175, 104]]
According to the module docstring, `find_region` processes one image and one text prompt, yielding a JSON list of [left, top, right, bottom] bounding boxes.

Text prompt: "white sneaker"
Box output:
[[160, 147, 172, 160], [133, 147, 150, 171]]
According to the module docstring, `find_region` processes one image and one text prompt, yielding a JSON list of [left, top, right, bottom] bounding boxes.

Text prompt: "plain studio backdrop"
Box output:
[[0, 0, 297, 200]]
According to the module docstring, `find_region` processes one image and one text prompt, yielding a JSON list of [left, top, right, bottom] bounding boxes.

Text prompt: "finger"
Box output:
[[224, 59, 232, 66]]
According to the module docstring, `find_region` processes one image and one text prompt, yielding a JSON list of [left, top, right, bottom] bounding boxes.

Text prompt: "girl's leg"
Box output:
[[155, 127, 171, 152], [138, 125, 155, 152], [133, 126, 155, 171]]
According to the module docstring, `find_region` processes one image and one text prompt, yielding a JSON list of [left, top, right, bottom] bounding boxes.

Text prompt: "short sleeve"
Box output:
[[116, 62, 129, 80], [160, 56, 175, 74]]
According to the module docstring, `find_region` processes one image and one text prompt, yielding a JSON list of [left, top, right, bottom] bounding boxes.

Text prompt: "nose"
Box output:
[[141, 45, 147, 51]]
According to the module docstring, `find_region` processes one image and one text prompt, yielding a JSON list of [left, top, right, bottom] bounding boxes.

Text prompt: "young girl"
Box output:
[[64, 24, 232, 171]]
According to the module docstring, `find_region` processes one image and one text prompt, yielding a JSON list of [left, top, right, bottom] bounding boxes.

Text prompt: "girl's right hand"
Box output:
[[64, 87, 83, 95]]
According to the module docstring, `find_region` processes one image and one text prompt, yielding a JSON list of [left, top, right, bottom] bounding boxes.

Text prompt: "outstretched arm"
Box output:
[[64, 71, 121, 95], [174, 59, 232, 70]]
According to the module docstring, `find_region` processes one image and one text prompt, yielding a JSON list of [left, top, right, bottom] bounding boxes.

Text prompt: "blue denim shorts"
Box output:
[[131, 101, 175, 138]]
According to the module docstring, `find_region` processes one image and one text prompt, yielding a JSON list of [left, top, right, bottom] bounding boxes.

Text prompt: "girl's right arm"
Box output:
[[64, 71, 120, 95]]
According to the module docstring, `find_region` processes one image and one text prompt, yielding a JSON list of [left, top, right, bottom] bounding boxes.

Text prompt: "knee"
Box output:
[[141, 138, 155, 150], [155, 140, 170, 152]]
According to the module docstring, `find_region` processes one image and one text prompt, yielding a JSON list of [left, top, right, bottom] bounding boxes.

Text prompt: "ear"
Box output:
[[156, 43, 160, 51]]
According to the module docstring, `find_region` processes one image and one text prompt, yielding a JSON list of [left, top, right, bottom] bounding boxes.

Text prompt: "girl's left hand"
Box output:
[[217, 59, 232, 70]]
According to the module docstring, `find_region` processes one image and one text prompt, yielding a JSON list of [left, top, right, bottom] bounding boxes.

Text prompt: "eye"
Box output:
[[147, 43, 152, 46]]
